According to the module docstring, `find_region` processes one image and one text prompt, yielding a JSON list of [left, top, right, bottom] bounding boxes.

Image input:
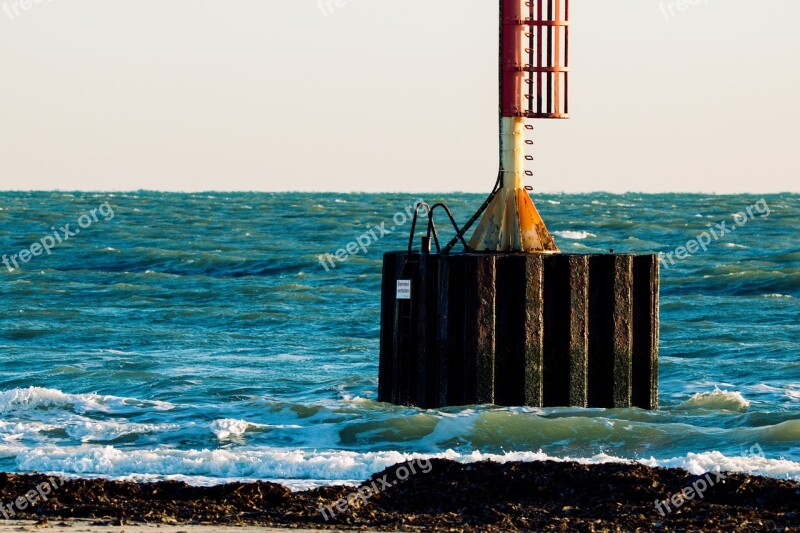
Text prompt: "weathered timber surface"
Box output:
[[379, 252, 659, 409]]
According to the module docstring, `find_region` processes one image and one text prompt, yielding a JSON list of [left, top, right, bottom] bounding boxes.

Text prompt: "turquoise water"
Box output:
[[0, 191, 798, 488]]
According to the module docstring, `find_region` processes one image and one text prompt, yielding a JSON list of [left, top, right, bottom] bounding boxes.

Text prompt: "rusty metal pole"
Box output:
[[468, 0, 569, 253]]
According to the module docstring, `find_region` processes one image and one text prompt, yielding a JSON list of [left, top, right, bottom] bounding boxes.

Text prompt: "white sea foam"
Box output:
[[2, 388, 797, 489], [553, 230, 596, 240], [678, 388, 751, 412], [0, 387, 174, 414], [12, 446, 800, 490], [0, 420, 60, 442], [210, 419, 267, 440], [639, 450, 800, 481], [210, 419, 252, 439], [66, 420, 179, 442], [750, 383, 783, 393], [566, 242, 592, 250], [16, 446, 437, 487], [210, 419, 302, 440]]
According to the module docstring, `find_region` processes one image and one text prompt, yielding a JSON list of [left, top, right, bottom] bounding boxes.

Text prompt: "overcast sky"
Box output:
[[0, 0, 798, 193]]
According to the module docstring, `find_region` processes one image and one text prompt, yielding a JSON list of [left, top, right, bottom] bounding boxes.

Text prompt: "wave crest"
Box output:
[[678, 388, 751, 412], [0, 387, 174, 414]]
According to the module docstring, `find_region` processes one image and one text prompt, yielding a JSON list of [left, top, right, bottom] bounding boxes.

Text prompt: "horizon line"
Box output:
[[1, 189, 798, 195]]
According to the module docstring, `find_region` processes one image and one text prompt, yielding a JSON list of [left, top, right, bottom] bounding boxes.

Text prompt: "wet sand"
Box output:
[[1, 460, 798, 532]]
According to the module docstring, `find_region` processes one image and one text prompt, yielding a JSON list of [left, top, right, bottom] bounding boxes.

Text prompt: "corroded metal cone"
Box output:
[[468, 186, 558, 253]]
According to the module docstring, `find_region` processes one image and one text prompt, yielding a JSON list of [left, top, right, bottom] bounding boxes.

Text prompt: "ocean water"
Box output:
[[0, 191, 798, 489]]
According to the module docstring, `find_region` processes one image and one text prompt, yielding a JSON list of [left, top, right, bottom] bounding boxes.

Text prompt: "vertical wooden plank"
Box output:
[[493, 256, 513, 406], [523, 255, 545, 407], [612, 256, 634, 408], [464, 255, 496, 405], [423, 255, 440, 408], [378, 252, 398, 403], [651, 259, 660, 409], [543, 255, 569, 407], [448, 256, 467, 406], [415, 254, 430, 408], [543, 254, 587, 407], [462, 256, 477, 404], [567, 255, 589, 407], [435, 256, 450, 409], [588, 255, 614, 408], [475, 256, 497, 404], [392, 253, 413, 405], [633, 255, 660, 410], [494, 255, 529, 407]]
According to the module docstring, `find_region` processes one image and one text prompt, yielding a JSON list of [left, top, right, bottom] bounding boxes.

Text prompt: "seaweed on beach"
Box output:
[[0, 460, 798, 531]]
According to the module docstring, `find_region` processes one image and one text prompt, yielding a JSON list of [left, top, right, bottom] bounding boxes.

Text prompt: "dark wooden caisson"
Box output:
[[378, 252, 659, 409]]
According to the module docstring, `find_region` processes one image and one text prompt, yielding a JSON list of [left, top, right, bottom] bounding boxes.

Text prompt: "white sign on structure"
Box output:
[[396, 280, 412, 300]]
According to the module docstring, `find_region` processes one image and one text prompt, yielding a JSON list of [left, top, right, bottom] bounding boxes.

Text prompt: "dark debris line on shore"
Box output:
[[0, 460, 798, 532]]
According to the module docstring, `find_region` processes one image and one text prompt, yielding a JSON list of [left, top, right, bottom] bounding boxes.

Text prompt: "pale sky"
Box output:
[[0, 0, 798, 193]]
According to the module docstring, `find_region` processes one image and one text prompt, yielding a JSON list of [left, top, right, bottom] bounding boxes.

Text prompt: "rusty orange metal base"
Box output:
[[468, 187, 558, 253]]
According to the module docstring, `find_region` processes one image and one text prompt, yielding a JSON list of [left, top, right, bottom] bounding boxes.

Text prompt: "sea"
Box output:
[[0, 191, 798, 489]]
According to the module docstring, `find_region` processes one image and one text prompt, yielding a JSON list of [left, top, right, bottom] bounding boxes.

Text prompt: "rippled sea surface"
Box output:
[[0, 191, 798, 488]]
